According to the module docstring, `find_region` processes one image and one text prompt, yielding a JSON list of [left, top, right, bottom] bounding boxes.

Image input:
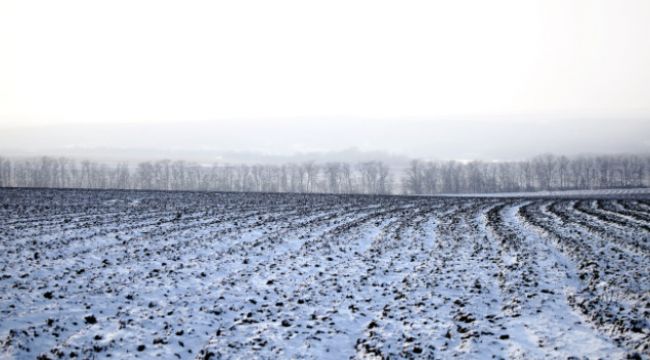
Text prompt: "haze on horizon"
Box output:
[[1, 0, 649, 162]]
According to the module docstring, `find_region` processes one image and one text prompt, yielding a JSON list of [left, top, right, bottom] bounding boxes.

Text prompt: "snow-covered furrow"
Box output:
[[547, 201, 650, 297], [520, 201, 650, 353], [577, 200, 650, 234], [622, 200, 650, 215], [2, 210, 193, 259], [502, 202, 625, 358], [608, 200, 650, 224], [638, 200, 650, 211], [553, 201, 650, 255], [0, 209, 136, 231], [0, 188, 648, 359], [482, 200, 605, 359]]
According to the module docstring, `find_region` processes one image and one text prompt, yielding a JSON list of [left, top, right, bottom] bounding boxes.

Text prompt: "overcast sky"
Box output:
[[1, 0, 649, 160]]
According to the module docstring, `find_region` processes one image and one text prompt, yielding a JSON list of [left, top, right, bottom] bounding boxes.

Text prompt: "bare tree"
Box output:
[[403, 160, 423, 195]]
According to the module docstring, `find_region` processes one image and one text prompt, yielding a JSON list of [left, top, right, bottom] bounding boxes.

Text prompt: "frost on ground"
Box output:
[[0, 188, 648, 359]]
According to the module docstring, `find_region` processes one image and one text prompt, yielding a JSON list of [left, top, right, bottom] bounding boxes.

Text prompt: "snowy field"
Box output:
[[0, 188, 648, 359]]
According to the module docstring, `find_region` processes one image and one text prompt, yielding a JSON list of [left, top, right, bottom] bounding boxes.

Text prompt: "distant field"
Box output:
[[439, 187, 650, 198], [0, 188, 648, 359]]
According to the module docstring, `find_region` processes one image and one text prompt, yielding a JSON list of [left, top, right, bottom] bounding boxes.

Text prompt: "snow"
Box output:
[[0, 188, 648, 359], [439, 187, 650, 198]]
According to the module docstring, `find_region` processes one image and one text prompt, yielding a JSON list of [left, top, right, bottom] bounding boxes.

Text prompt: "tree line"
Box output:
[[403, 154, 650, 194], [0, 154, 649, 195], [0, 156, 393, 194]]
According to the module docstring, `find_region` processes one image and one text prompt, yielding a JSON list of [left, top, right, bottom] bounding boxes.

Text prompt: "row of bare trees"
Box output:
[[1, 154, 649, 195], [0, 157, 393, 194], [402, 154, 650, 194]]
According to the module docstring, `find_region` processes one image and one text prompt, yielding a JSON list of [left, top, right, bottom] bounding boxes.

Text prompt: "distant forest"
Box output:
[[0, 154, 649, 195]]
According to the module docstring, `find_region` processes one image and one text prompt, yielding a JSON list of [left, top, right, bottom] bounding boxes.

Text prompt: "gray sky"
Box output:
[[1, 0, 649, 161]]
